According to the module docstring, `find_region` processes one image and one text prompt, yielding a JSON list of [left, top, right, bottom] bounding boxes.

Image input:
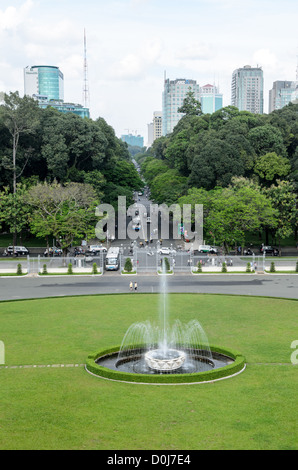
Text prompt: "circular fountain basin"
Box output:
[[145, 349, 186, 371]]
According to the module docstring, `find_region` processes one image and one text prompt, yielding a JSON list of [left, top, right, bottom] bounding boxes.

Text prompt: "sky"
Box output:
[[0, 0, 297, 144]]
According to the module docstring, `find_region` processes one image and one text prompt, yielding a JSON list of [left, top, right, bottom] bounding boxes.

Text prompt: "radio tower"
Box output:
[[83, 28, 90, 109]]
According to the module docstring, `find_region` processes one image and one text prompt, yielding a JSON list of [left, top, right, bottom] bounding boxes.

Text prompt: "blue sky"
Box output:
[[0, 0, 297, 143]]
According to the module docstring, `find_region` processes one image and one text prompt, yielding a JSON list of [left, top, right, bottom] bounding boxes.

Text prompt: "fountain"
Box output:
[[86, 260, 246, 383]]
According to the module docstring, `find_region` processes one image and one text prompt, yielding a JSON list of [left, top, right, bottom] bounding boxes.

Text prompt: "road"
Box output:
[[0, 273, 297, 301]]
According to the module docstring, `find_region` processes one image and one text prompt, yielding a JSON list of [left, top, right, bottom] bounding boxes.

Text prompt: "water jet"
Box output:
[[86, 260, 246, 384]]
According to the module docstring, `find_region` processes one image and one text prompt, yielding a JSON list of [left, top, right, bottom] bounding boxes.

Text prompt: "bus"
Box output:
[[105, 247, 120, 271]]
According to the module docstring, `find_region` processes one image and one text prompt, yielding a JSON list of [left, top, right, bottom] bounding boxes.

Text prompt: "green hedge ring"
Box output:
[[85, 345, 246, 384]]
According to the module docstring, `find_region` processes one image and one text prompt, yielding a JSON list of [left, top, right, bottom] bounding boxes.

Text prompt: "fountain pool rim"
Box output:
[[85, 344, 246, 384]]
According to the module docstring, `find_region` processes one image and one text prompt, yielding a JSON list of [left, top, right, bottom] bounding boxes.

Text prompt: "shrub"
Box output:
[[246, 262, 251, 273], [67, 262, 73, 275], [296, 261, 298, 273], [197, 261, 202, 273], [270, 262, 276, 273], [42, 264, 48, 275], [124, 257, 133, 272], [86, 345, 246, 384], [92, 262, 98, 274], [221, 262, 227, 273], [17, 263, 22, 275], [164, 257, 170, 271]]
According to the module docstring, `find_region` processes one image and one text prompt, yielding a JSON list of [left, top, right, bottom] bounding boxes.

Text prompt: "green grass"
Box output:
[[0, 293, 297, 450]]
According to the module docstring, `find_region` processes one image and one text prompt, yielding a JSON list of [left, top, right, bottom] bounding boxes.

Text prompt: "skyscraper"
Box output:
[[24, 65, 64, 101], [231, 65, 264, 114], [162, 78, 200, 135], [199, 84, 223, 114], [24, 65, 89, 119], [269, 80, 298, 113]]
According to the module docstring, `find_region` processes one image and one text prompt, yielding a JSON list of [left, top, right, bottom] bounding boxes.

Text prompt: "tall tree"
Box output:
[[0, 92, 40, 194], [178, 89, 202, 116], [26, 181, 98, 254]]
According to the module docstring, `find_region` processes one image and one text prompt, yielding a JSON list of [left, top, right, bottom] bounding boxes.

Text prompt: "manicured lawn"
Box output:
[[0, 293, 297, 450]]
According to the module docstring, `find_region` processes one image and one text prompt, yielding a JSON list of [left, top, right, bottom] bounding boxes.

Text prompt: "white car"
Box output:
[[6, 246, 29, 256], [198, 245, 212, 253], [88, 245, 107, 254], [158, 247, 170, 255]]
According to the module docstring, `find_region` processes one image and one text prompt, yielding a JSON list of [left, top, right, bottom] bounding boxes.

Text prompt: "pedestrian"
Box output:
[[129, 281, 133, 291], [134, 282, 138, 291]]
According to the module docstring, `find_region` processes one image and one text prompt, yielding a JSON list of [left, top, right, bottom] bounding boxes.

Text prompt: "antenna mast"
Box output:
[[83, 28, 90, 109]]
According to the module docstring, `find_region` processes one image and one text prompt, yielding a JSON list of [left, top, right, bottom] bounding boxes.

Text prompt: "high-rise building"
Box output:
[[24, 65, 64, 101], [147, 112, 162, 147], [162, 78, 200, 135], [199, 84, 223, 114], [269, 80, 298, 113], [153, 111, 162, 141], [231, 65, 264, 114], [24, 65, 89, 119], [121, 134, 144, 147]]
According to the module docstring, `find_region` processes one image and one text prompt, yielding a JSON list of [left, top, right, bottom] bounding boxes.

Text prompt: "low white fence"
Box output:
[[0, 252, 296, 275]]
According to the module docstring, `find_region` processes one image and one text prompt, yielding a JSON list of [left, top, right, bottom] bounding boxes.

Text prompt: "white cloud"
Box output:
[[1, 0, 297, 138], [253, 49, 278, 70], [0, 0, 33, 31]]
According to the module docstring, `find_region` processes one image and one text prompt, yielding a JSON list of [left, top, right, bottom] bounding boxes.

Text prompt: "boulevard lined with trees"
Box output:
[[137, 92, 298, 252], [0, 89, 297, 254]]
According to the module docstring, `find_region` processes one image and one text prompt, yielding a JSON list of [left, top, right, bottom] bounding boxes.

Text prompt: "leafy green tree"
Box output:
[[141, 157, 169, 184], [164, 129, 190, 176], [0, 92, 40, 193], [248, 124, 286, 157], [0, 184, 32, 250], [26, 181, 98, 254], [254, 152, 291, 185], [178, 183, 277, 250], [265, 180, 297, 252], [103, 159, 143, 191], [188, 137, 244, 189], [178, 89, 202, 116], [150, 169, 187, 205]]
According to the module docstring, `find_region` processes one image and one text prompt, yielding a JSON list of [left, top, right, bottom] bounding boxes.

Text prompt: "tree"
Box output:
[[265, 180, 297, 252], [254, 152, 291, 185], [0, 92, 40, 193], [164, 129, 190, 176], [188, 137, 244, 189], [150, 169, 187, 205], [178, 183, 277, 251], [0, 184, 31, 248], [248, 124, 286, 157], [26, 181, 98, 254], [178, 89, 202, 116]]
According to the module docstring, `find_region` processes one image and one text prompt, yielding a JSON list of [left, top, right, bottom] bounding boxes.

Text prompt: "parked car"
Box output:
[[5, 246, 29, 256], [260, 245, 279, 256], [243, 248, 254, 255]]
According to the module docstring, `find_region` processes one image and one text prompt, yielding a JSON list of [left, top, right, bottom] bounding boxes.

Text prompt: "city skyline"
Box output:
[[0, 0, 297, 142]]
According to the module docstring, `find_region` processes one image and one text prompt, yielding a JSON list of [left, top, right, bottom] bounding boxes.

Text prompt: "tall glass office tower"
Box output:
[[162, 78, 200, 135], [269, 80, 298, 113], [24, 65, 89, 119], [200, 84, 223, 114], [24, 65, 64, 101], [231, 65, 264, 114]]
